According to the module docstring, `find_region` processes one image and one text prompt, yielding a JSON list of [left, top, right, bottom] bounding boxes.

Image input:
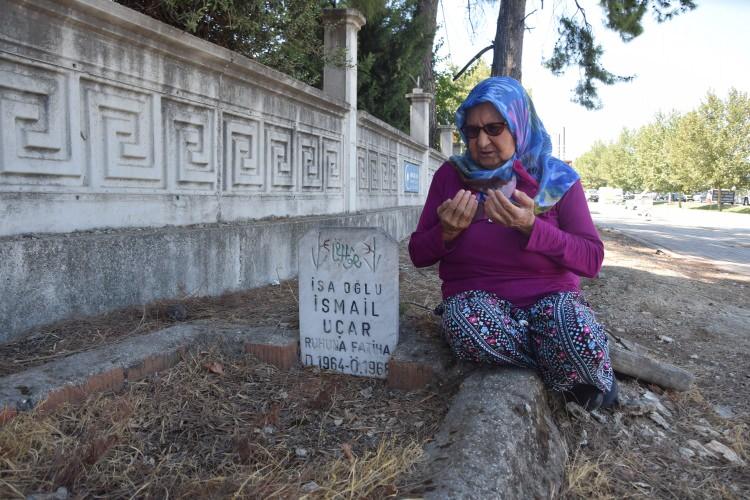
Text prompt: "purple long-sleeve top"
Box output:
[[408, 161, 604, 307]]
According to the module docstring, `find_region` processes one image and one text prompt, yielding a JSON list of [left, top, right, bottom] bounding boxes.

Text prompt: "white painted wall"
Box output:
[[0, 0, 446, 237]]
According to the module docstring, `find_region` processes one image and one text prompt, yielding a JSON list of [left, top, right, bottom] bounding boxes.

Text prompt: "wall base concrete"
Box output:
[[0, 206, 421, 343]]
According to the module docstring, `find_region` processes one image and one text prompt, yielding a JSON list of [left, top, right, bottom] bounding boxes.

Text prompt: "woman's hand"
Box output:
[[437, 189, 478, 242], [485, 189, 536, 235]]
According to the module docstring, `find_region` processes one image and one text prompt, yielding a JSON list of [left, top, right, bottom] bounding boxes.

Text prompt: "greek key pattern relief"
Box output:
[[300, 132, 321, 190], [82, 80, 162, 188], [356, 126, 402, 194], [324, 138, 341, 190], [357, 148, 367, 191], [1, 57, 346, 196], [267, 125, 294, 190], [0, 57, 80, 183], [224, 114, 262, 191], [368, 151, 379, 192], [381, 156, 389, 192], [163, 99, 215, 190], [390, 157, 398, 192]]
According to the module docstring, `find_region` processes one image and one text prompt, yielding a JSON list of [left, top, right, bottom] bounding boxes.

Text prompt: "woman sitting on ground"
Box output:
[[409, 77, 617, 410]]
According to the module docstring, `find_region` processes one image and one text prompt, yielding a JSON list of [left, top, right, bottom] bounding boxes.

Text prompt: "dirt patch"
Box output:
[[559, 228, 750, 498]]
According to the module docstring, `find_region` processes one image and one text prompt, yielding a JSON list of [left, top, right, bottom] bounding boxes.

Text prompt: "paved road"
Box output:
[[589, 202, 750, 276]]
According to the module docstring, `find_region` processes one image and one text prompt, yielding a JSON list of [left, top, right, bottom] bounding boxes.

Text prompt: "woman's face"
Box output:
[[464, 102, 516, 169]]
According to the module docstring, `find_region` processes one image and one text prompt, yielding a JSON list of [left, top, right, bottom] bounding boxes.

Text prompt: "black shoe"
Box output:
[[433, 303, 445, 316], [601, 378, 619, 408], [564, 384, 604, 411]]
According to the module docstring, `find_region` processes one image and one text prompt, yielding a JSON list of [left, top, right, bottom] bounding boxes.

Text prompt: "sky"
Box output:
[[435, 0, 750, 160]]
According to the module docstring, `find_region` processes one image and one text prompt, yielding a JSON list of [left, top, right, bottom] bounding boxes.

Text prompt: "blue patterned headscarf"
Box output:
[[450, 77, 579, 213]]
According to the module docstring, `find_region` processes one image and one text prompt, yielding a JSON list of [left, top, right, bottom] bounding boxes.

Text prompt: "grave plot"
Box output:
[[0, 346, 454, 498], [0, 231, 456, 499]]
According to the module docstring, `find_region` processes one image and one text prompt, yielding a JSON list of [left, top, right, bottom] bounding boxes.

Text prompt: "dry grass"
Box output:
[[564, 448, 614, 500], [0, 347, 450, 499], [311, 439, 423, 499]]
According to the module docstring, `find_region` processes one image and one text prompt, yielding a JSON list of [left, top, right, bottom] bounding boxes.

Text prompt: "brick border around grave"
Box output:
[[0, 322, 447, 425], [0, 323, 302, 424]]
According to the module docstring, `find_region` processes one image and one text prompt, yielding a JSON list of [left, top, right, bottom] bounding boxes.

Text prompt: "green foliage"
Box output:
[[545, 16, 633, 109], [116, 0, 327, 86], [698, 89, 750, 190], [354, 0, 436, 131], [117, 0, 436, 133], [576, 141, 611, 189], [576, 88, 750, 196], [434, 61, 490, 126], [633, 112, 680, 193]]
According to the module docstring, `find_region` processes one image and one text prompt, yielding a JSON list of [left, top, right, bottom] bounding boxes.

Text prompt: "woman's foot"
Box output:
[[564, 379, 619, 411], [601, 378, 619, 408], [563, 384, 604, 411]]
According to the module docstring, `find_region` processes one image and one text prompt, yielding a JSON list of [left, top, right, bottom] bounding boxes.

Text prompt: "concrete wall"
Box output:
[[0, 207, 422, 342], [0, 0, 445, 237], [356, 112, 432, 211], [0, 0, 445, 341], [0, 0, 353, 236]]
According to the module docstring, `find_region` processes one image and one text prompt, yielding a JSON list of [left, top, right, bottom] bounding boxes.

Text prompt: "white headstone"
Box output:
[[298, 227, 399, 378]]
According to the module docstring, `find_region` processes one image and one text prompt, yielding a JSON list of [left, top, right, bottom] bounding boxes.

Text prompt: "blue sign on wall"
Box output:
[[404, 161, 420, 193]]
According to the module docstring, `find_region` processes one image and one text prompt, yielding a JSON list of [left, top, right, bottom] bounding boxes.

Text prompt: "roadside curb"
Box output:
[[419, 368, 567, 498], [387, 329, 568, 498], [0, 322, 452, 421], [387, 327, 456, 391]]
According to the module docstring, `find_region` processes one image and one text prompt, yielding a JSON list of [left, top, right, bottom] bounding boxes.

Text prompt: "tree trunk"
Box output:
[[417, 0, 439, 147], [491, 0, 526, 80]]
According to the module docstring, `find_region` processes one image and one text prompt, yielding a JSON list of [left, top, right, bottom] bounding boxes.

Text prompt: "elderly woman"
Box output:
[[409, 77, 617, 410]]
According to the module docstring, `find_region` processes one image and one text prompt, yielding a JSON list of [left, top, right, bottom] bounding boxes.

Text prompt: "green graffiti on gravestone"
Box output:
[[298, 227, 399, 379]]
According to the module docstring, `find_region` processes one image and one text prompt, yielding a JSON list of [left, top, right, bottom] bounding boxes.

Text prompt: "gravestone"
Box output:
[[298, 227, 399, 378]]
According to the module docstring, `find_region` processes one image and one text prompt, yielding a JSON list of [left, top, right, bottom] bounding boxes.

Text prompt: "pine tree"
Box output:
[[468, 1, 696, 108]]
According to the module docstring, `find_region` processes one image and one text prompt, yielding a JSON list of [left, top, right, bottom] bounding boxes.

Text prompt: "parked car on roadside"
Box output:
[[669, 193, 687, 202], [691, 192, 707, 203], [585, 189, 599, 202]]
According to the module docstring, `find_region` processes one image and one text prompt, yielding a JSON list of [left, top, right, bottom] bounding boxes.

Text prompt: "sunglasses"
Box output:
[[461, 122, 508, 139]]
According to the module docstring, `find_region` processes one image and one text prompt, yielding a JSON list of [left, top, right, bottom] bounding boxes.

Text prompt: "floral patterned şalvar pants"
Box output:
[[441, 290, 614, 393]]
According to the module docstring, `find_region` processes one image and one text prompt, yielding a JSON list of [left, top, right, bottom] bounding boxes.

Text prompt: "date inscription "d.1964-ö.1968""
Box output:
[[298, 228, 398, 380]]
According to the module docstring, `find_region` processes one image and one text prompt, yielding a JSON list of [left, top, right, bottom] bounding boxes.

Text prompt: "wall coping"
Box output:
[[322, 8, 367, 29], [357, 111, 429, 152], [17, 0, 349, 115], [0, 205, 417, 244]]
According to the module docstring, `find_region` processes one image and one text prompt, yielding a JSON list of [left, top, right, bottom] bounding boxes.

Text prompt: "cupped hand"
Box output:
[[485, 189, 536, 235], [437, 189, 479, 241]]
